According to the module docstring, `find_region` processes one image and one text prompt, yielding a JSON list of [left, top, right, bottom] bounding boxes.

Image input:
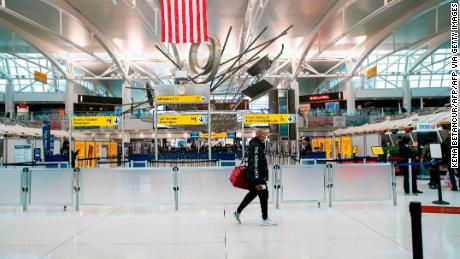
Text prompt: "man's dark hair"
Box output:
[[402, 136, 410, 144]]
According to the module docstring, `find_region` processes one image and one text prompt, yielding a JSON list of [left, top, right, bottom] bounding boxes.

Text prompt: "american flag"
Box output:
[[160, 0, 208, 43]]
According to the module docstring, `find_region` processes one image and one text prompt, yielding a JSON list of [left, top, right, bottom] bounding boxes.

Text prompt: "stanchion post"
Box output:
[[391, 163, 397, 206], [74, 168, 80, 211], [433, 161, 449, 205], [409, 201, 423, 259], [154, 103, 158, 161], [408, 158, 413, 194], [328, 163, 333, 208], [274, 164, 281, 209], [22, 167, 29, 212], [173, 166, 179, 211]]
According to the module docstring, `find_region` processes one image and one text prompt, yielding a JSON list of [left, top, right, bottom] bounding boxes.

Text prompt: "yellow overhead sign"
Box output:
[[158, 114, 207, 125], [367, 66, 377, 79], [155, 95, 207, 103], [243, 114, 296, 125], [72, 116, 121, 127], [34, 71, 48, 84], [200, 132, 227, 139]]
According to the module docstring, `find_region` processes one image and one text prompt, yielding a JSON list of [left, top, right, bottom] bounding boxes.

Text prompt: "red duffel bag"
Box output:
[[229, 166, 249, 190]]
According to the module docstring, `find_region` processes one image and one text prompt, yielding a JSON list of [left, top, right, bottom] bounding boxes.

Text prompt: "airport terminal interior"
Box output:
[[0, 0, 458, 258]]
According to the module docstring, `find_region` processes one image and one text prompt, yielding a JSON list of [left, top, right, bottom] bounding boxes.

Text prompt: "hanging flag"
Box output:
[[160, 0, 208, 43]]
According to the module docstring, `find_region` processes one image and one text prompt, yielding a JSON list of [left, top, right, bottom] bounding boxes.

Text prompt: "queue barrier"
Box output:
[[0, 162, 396, 211], [29, 168, 74, 206], [332, 163, 393, 202], [79, 168, 172, 206], [0, 168, 23, 206], [178, 167, 273, 205], [281, 164, 326, 204]]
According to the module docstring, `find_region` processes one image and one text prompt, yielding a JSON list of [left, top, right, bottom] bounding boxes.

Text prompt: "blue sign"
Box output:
[[416, 123, 437, 132], [227, 131, 236, 138], [190, 132, 200, 138], [34, 148, 41, 161], [42, 121, 50, 157], [50, 135, 55, 154]]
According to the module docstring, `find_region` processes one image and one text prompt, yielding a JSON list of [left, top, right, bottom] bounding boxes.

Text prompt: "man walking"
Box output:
[[234, 129, 276, 226]]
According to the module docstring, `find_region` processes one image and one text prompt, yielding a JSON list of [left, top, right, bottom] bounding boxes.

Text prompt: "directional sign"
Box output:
[[72, 116, 120, 127], [155, 95, 207, 104], [243, 114, 297, 125], [200, 132, 227, 139], [158, 114, 207, 125]]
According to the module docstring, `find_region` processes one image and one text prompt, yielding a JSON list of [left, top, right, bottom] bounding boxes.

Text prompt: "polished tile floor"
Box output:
[[1, 177, 459, 259]]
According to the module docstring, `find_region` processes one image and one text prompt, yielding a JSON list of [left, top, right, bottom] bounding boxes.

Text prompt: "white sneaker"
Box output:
[[234, 212, 241, 224], [260, 218, 277, 226]]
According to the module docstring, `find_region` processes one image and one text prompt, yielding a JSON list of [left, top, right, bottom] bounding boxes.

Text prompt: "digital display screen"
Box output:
[[34, 148, 41, 161], [227, 131, 236, 138], [300, 92, 342, 103]]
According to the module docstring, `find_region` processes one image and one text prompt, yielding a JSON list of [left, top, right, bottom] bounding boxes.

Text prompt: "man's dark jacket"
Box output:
[[442, 137, 452, 167], [246, 137, 269, 184], [399, 143, 415, 162]]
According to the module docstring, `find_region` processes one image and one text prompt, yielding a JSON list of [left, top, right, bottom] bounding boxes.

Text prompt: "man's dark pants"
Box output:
[[237, 182, 268, 220]]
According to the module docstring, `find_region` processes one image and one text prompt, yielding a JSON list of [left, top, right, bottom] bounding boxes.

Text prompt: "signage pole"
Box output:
[[241, 119, 245, 160], [121, 114, 125, 167], [154, 103, 158, 160], [208, 102, 211, 160], [296, 114, 300, 160], [69, 114, 73, 168]]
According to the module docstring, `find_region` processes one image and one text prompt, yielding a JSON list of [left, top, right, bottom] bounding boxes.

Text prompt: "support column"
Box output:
[[346, 79, 356, 115], [402, 76, 411, 113], [65, 81, 74, 116], [290, 80, 300, 160], [5, 80, 14, 118], [121, 81, 131, 165]]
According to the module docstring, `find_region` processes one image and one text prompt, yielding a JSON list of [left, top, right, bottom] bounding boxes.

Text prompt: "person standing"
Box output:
[[442, 131, 458, 191], [300, 137, 313, 158], [234, 129, 276, 226], [421, 143, 437, 189], [399, 136, 422, 194]]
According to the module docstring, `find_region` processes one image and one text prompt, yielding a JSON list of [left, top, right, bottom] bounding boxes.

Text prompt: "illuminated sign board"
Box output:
[[155, 95, 207, 104], [244, 114, 296, 125], [72, 116, 121, 127], [300, 92, 342, 103], [416, 123, 437, 132], [158, 114, 207, 125], [200, 132, 228, 139]]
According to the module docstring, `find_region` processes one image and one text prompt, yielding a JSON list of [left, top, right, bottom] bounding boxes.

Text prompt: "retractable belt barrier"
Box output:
[[410, 201, 460, 259], [393, 161, 437, 167]]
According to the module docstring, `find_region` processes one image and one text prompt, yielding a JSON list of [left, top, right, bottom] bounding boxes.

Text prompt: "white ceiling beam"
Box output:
[[351, 0, 449, 75], [0, 15, 69, 79], [0, 5, 105, 63], [292, 0, 345, 79], [43, 0, 129, 80], [405, 31, 450, 75]]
